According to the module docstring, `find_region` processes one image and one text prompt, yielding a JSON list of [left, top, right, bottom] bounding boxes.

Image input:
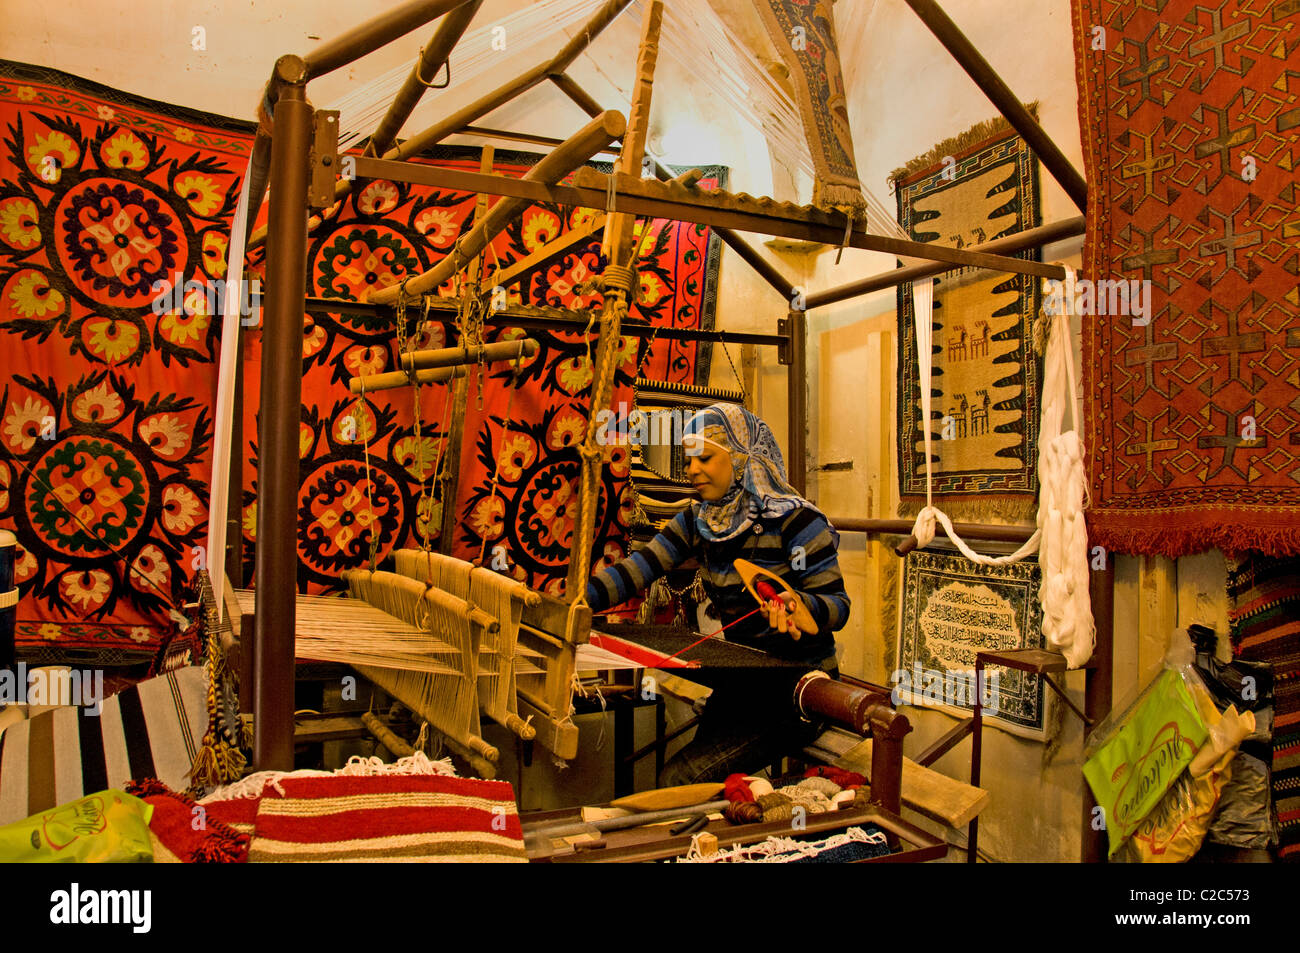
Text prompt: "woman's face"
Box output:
[[684, 439, 733, 501]]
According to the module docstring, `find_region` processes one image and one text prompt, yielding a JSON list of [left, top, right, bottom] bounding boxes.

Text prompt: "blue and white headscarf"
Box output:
[[682, 403, 818, 542]]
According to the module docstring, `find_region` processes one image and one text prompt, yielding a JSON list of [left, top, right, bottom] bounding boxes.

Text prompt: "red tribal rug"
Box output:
[[1073, 0, 1300, 557], [0, 61, 252, 665]]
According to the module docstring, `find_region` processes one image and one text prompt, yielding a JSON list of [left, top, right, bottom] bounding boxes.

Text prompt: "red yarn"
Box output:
[[804, 766, 865, 789], [724, 773, 756, 803]]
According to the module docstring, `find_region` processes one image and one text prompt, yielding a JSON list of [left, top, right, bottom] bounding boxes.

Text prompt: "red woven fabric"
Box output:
[[245, 774, 526, 863], [1073, 0, 1300, 557], [126, 779, 250, 863]]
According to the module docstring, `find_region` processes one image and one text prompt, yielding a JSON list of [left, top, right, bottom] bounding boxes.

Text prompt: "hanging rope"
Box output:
[[906, 270, 1094, 668]]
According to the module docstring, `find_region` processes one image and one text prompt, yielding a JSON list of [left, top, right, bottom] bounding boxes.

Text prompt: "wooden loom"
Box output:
[[232, 0, 1116, 864]]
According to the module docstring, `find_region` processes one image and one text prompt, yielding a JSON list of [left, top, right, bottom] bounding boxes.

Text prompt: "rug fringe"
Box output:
[[1090, 524, 1300, 561], [889, 103, 1040, 187], [896, 496, 1037, 524]]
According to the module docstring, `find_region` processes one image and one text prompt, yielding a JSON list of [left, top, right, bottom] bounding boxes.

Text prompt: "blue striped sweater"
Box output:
[[586, 504, 849, 663]]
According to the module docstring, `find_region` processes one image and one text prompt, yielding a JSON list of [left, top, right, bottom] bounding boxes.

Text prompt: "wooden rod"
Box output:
[[303, 0, 474, 80], [716, 227, 796, 300], [253, 83, 312, 772], [549, 72, 606, 118], [348, 363, 467, 396], [389, 0, 634, 164], [365, 0, 485, 159], [400, 338, 539, 372], [828, 516, 1036, 543], [901, 0, 1087, 211], [786, 308, 807, 494], [367, 110, 626, 305], [362, 711, 414, 758], [804, 216, 1086, 310]]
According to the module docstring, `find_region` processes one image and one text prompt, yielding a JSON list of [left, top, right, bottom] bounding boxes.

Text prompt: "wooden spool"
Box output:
[[348, 363, 467, 395]]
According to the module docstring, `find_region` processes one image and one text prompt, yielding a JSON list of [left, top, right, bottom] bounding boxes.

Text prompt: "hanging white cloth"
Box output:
[[906, 271, 1094, 668], [205, 161, 254, 622]]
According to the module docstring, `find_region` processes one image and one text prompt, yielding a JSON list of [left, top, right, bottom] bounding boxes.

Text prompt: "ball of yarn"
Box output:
[[831, 790, 856, 810], [745, 777, 774, 799], [724, 773, 756, 803], [757, 791, 794, 823], [794, 776, 841, 798], [724, 801, 763, 824]]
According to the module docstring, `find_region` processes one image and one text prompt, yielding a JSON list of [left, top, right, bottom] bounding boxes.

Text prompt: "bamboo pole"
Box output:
[[364, 0, 485, 159], [367, 111, 626, 305], [400, 338, 539, 372], [565, 0, 663, 599], [348, 363, 467, 395]]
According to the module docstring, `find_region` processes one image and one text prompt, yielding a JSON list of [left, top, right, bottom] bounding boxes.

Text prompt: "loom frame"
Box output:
[[242, 0, 1111, 863]]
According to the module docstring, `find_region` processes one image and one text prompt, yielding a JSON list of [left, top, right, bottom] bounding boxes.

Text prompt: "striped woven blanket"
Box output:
[[245, 774, 527, 863]]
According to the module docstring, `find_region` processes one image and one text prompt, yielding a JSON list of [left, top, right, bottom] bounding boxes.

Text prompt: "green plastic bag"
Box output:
[[1083, 667, 1209, 856], [0, 789, 154, 863]]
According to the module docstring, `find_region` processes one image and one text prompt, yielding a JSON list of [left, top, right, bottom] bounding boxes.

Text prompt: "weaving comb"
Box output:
[[733, 559, 817, 637]]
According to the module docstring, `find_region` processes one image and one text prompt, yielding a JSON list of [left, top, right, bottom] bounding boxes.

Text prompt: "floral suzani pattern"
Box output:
[[0, 62, 246, 663]]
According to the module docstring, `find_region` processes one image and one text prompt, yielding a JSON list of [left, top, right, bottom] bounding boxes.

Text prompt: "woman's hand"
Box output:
[[760, 592, 801, 636]]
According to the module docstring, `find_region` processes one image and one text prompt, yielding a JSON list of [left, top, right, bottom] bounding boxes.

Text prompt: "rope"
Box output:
[[476, 339, 527, 566]]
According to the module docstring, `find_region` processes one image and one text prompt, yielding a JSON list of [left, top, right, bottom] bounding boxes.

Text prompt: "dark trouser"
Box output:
[[659, 662, 837, 786]]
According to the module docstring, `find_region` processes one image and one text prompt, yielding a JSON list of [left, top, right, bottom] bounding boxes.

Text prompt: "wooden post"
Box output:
[[785, 308, 808, 494], [564, 0, 663, 599], [253, 65, 312, 772], [1082, 554, 1115, 863]]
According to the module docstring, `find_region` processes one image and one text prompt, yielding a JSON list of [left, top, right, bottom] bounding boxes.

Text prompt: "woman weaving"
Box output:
[[586, 403, 849, 784]]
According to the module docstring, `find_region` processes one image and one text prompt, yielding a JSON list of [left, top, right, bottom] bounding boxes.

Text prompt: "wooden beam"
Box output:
[[349, 157, 1066, 281], [901, 0, 1087, 211], [565, 0, 663, 599], [367, 111, 626, 305], [303, 0, 476, 80], [364, 0, 484, 159], [804, 216, 1086, 310], [487, 214, 607, 290]]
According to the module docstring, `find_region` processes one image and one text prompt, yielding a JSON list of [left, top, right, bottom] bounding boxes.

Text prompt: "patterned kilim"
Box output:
[[1072, 0, 1300, 557], [1228, 553, 1300, 861], [245, 774, 526, 863], [0, 60, 724, 665], [0, 62, 252, 664], [894, 127, 1043, 521], [755, 0, 865, 211], [896, 550, 1049, 739]]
